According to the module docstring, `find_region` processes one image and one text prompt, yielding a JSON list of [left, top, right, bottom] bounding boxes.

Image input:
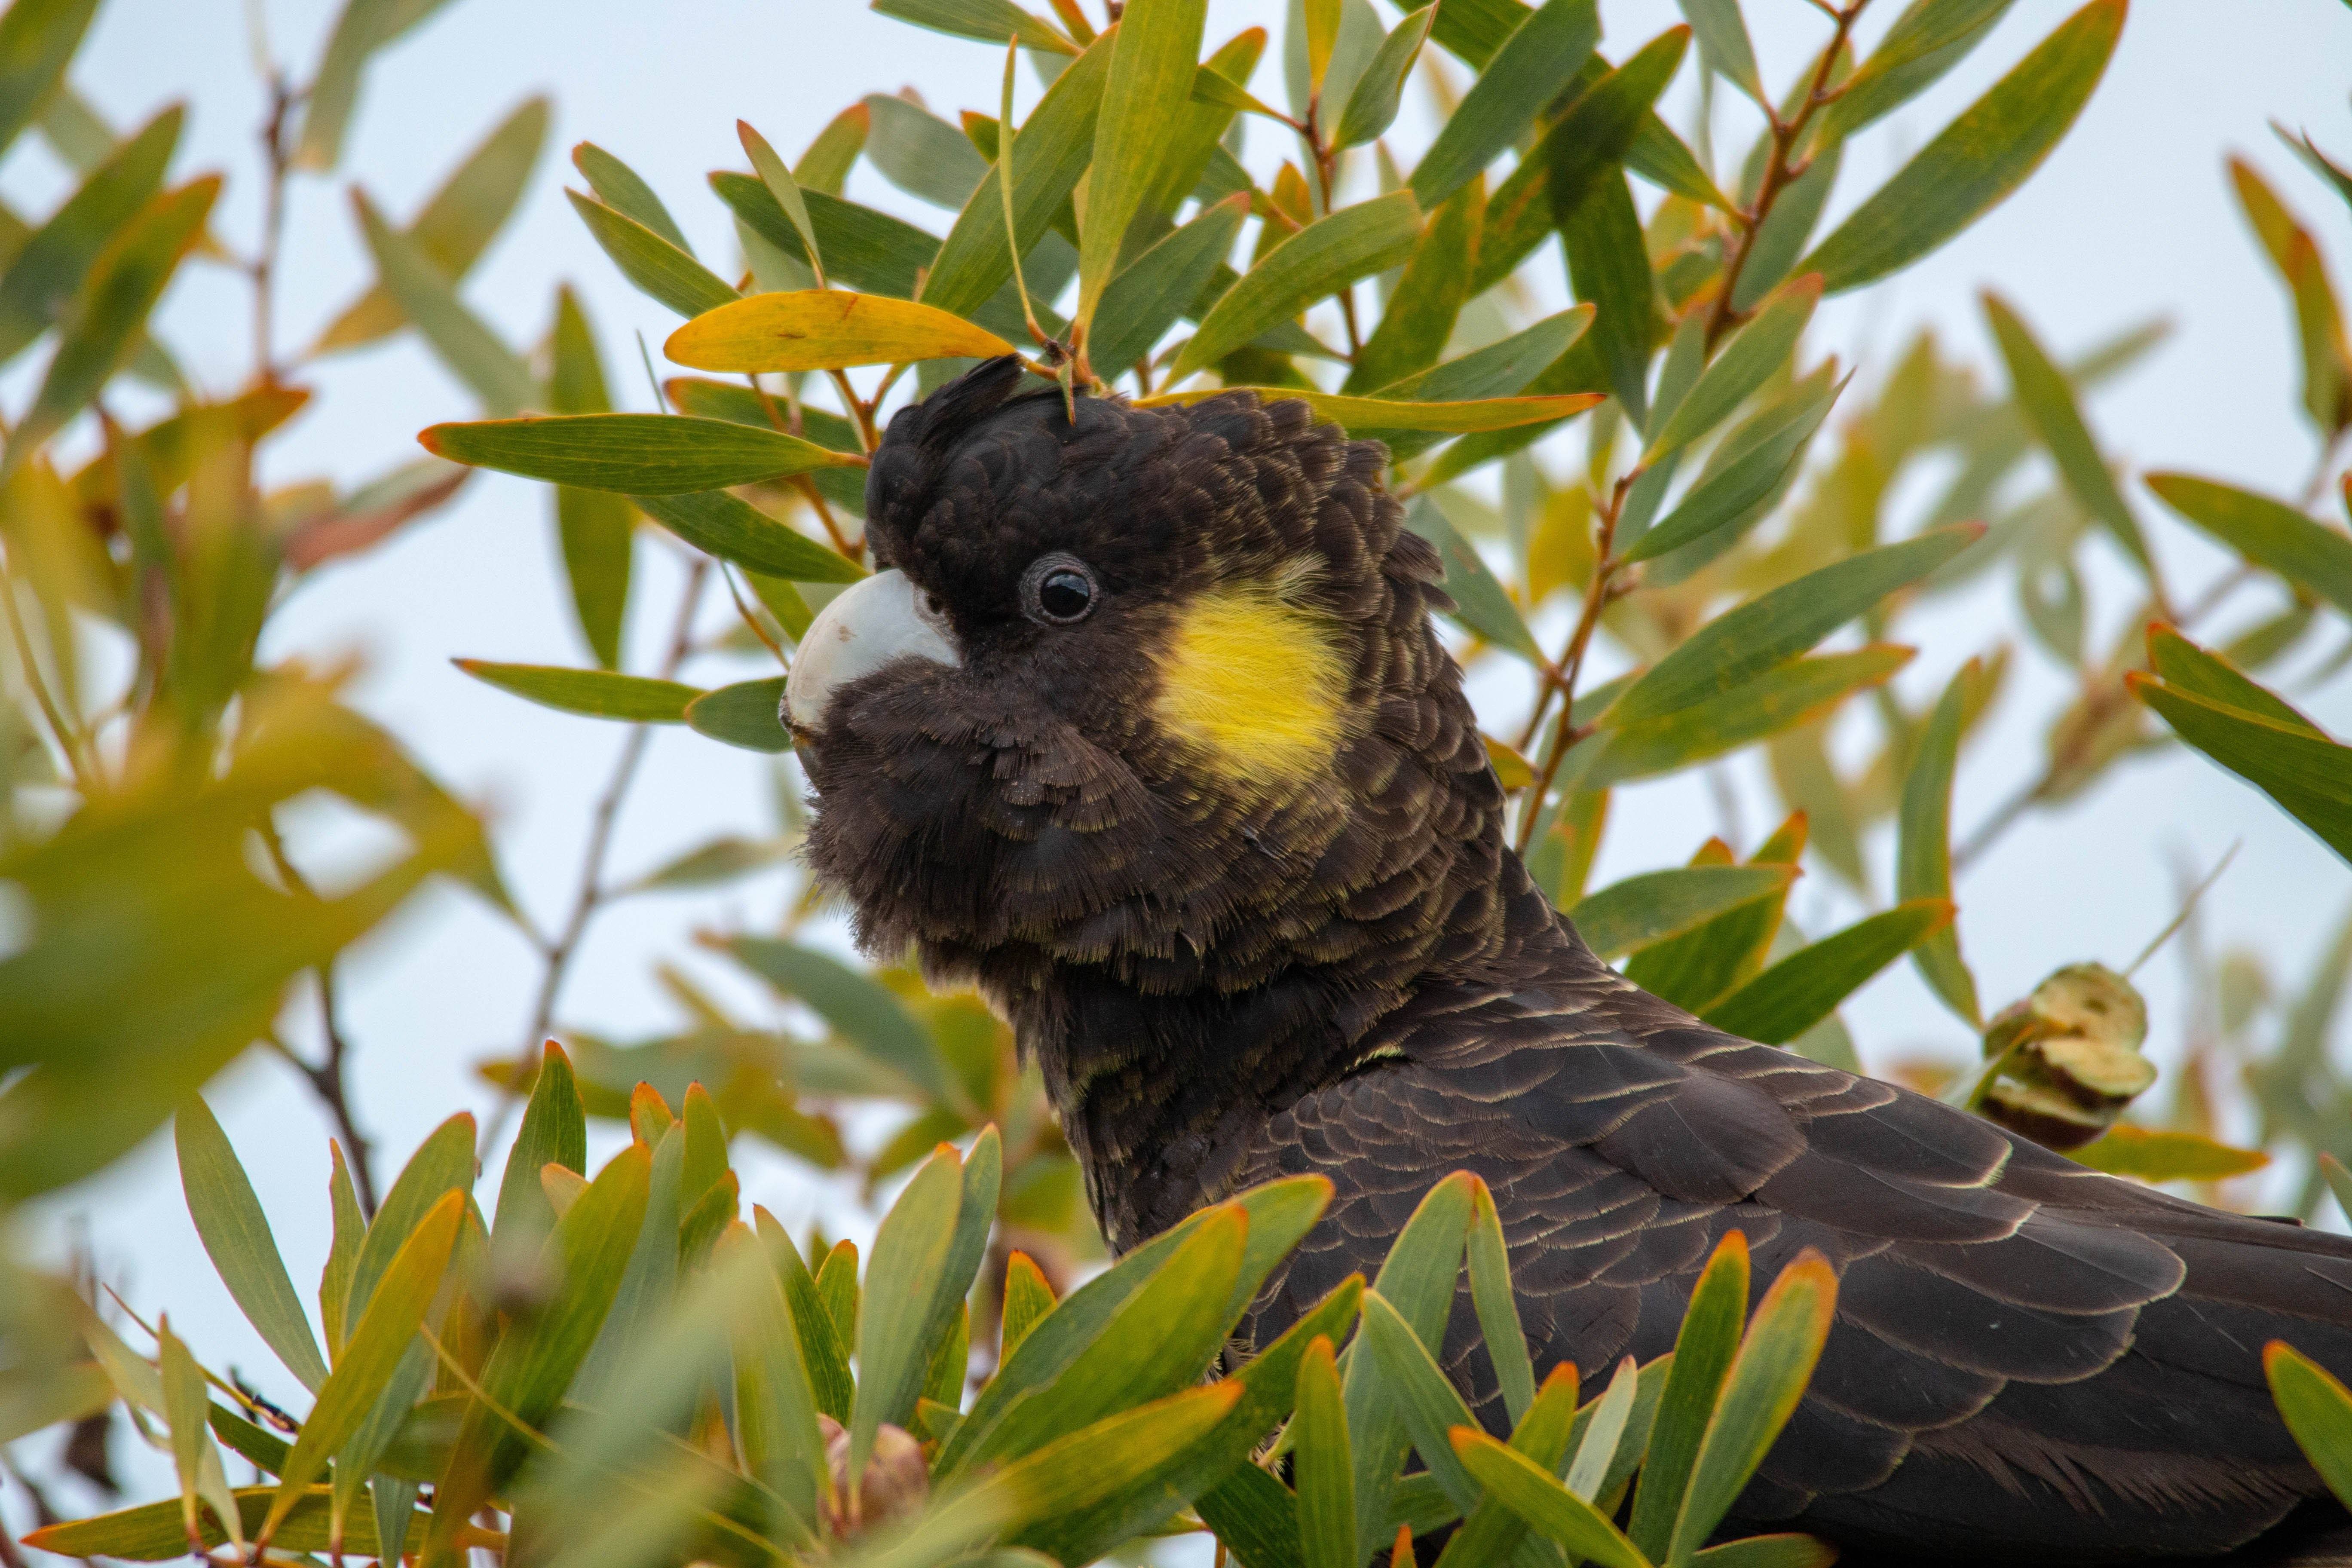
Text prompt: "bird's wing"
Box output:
[[1237, 974, 2352, 1561]]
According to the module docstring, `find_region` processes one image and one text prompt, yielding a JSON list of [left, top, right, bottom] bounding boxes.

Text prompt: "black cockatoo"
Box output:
[[784, 357, 2352, 1563]]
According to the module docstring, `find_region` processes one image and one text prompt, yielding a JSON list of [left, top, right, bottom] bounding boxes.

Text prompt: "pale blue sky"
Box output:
[[13, 0, 2352, 1535]]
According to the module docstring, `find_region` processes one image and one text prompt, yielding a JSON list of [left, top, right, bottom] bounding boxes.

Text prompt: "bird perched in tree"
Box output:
[[785, 356, 2352, 1564]]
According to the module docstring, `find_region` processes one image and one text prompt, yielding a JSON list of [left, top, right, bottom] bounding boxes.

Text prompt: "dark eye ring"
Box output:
[[1020, 552, 1099, 626]]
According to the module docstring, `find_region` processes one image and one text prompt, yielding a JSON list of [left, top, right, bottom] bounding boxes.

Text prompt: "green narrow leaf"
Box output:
[[1403, 497, 1544, 662], [454, 661, 701, 723], [922, 29, 1113, 322], [686, 678, 791, 752], [724, 1223, 830, 1536], [1705, 900, 1955, 1045], [0, 0, 98, 162], [493, 1042, 586, 1251], [2148, 472, 2352, 617], [4, 177, 216, 469], [421, 413, 859, 494], [1614, 527, 1976, 723], [1591, 648, 1913, 787], [1562, 170, 1657, 426], [1629, 1233, 1747, 1560], [1667, 1253, 1838, 1567], [1645, 273, 1821, 460], [1078, 0, 1207, 331], [1359, 1290, 1482, 1511], [1565, 1355, 1642, 1500], [315, 98, 550, 352], [567, 191, 737, 320], [715, 175, 943, 302], [1733, 141, 1840, 312], [354, 190, 534, 416], [320, 1144, 365, 1365], [1897, 663, 1982, 1026], [864, 93, 991, 210], [2321, 1155, 2352, 1228], [1410, 0, 1602, 211], [754, 1206, 854, 1422], [2230, 157, 2352, 436], [1466, 1179, 1535, 1426], [2268, 1342, 2352, 1510], [1625, 821, 1802, 1013], [1678, 0, 1761, 103], [871, 0, 1079, 53], [1569, 865, 1795, 962], [158, 1322, 244, 1556], [1982, 291, 2154, 576], [1821, 0, 2015, 143], [1085, 193, 1249, 379], [632, 489, 866, 582], [1346, 180, 1482, 395], [1449, 1429, 1651, 1568], [258, 1193, 462, 1546], [956, 1205, 1246, 1475], [548, 286, 634, 670], [175, 1098, 330, 1393], [1801, 0, 2125, 293], [299, 0, 459, 170], [1294, 1335, 1357, 1568], [1624, 366, 1843, 562], [1000, 1251, 1057, 1363], [1171, 190, 1421, 379], [346, 1113, 474, 1339], [724, 937, 954, 1101], [741, 119, 828, 286], [2130, 674, 2352, 865], [2071, 1126, 2269, 1182], [1342, 1171, 1475, 1551], [0, 103, 181, 366], [573, 141, 692, 252], [1335, 4, 1434, 147]]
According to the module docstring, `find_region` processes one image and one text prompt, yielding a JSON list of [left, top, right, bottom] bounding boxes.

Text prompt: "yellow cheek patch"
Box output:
[[1152, 585, 1349, 782]]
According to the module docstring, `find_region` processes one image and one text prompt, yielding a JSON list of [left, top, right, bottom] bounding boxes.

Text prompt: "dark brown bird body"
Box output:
[[790, 359, 2352, 1564]]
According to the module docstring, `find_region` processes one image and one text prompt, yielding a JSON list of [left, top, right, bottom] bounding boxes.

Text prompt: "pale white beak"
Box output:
[[784, 568, 962, 730]]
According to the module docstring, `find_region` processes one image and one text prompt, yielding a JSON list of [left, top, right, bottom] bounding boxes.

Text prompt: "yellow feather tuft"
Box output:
[[1152, 584, 1348, 783]]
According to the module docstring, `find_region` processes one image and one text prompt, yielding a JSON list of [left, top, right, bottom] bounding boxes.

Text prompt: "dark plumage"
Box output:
[[792, 358, 2352, 1564]]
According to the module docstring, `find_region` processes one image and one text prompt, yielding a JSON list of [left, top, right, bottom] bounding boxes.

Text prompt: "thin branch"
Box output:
[[1513, 471, 1637, 854], [249, 74, 297, 383], [480, 557, 710, 1157], [1703, 0, 1870, 350], [256, 821, 380, 1213]]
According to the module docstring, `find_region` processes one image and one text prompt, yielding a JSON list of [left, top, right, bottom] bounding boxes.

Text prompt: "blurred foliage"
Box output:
[[4, 0, 2352, 1558]]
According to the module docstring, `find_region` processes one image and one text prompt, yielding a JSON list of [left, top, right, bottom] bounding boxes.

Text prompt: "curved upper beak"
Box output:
[[784, 568, 963, 732]]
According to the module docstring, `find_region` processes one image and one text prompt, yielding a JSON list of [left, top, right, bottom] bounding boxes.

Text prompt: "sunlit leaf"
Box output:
[[1465, 1179, 1535, 1424], [1359, 1291, 1481, 1511], [1450, 1428, 1651, 1568], [1623, 366, 1842, 562], [669, 289, 1012, 373], [1645, 274, 1821, 460], [1589, 646, 1915, 786], [1294, 1335, 1357, 1568], [1801, 0, 2123, 292], [573, 140, 692, 251], [2265, 1342, 2352, 1513], [568, 190, 736, 319], [1345, 180, 1482, 395]]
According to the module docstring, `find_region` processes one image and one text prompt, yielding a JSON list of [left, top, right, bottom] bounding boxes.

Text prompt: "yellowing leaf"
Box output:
[[665, 289, 1012, 373], [1134, 386, 1600, 434]]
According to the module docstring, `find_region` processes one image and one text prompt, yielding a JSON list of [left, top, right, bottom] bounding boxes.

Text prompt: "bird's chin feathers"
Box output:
[[795, 364, 1512, 1008]]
